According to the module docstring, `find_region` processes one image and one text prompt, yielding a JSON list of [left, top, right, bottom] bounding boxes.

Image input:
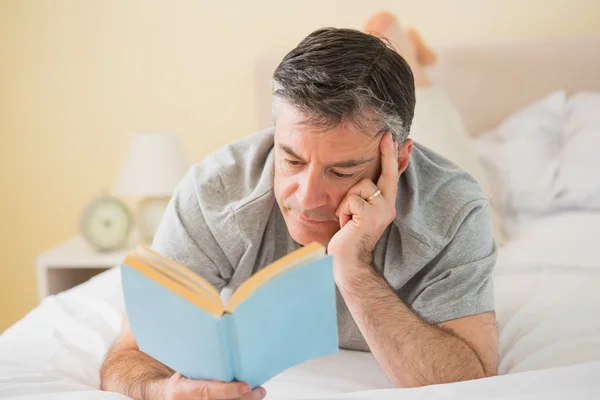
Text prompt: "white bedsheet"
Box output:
[[2, 212, 600, 399]]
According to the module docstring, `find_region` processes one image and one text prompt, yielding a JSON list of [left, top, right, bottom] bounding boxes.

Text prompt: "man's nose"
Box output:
[[297, 167, 327, 210]]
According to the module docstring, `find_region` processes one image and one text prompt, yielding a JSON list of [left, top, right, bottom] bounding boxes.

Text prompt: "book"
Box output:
[[120, 242, 339, 389]]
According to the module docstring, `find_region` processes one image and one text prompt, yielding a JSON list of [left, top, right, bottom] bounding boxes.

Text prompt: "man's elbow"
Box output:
[[391, 362, 490, 388], [451, 360, 491, 384], [99, 362, 111, 391], [483, 363, 498, 379], [99, 377, 111, 392], [99, 352, 119, 392]]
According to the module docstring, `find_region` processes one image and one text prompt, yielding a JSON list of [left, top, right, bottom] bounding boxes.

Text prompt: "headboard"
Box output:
[[428, 35, 600, 136], [254, 35, 600, 136]]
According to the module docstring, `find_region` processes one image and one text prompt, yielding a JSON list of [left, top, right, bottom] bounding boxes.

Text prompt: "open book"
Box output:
[[120, 242, 339, 388]]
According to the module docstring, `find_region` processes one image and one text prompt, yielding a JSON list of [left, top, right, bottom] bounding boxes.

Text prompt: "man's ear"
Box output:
[[397, 138, 413, 175]]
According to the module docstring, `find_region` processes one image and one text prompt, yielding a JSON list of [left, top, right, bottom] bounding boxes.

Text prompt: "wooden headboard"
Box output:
[[254, 35, 600, 136]]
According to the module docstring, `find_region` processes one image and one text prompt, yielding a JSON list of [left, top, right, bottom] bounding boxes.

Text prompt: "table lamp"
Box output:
[[115, 132, 189, 244]]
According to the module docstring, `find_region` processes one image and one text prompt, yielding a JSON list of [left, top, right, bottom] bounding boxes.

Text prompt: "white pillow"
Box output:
[[554, 91, 600, 209], [473, 91, 566, 238]]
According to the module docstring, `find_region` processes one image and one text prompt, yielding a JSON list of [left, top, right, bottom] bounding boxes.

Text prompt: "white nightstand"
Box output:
[[35, 236, 135, 302]]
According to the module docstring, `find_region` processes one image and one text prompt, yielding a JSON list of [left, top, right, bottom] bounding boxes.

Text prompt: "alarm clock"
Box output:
[[80, 195, 134, 252]]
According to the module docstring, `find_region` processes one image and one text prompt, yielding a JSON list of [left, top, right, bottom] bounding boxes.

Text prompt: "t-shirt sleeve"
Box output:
[[410, 200, 497, 324], [151, 166, 234, 292]]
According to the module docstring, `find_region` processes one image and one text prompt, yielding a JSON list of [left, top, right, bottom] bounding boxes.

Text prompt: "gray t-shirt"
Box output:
[[151, 128, 497, 352]]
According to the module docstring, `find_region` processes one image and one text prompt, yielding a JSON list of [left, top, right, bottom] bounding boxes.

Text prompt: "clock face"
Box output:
[[81, 196, 132, 251]]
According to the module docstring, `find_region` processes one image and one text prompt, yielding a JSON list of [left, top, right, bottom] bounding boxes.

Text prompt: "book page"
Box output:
[[124, 254, 226, 317], [226, 242, 325, 312], [136, 245, 222, 304]]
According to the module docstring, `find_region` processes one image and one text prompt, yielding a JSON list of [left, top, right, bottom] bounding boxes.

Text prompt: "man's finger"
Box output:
[[376, 131, 400, 202], [343, 178, 380, 202], [192, 380, 251, 399], [240, 386, 267, 400], [336, 195, 367, 229]]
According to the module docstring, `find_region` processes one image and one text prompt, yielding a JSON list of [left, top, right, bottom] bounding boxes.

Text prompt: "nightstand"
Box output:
[[35, 236, 135, 302]]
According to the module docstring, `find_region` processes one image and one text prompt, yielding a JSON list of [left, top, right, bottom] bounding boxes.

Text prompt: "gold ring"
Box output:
[[365, 189, 381, 203]]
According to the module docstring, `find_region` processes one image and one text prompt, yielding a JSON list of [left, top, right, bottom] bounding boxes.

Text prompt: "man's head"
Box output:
[[271, 27, 416, 246]]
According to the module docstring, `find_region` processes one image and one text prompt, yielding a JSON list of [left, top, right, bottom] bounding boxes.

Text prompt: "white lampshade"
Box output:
[[115, 132, 189, 198]]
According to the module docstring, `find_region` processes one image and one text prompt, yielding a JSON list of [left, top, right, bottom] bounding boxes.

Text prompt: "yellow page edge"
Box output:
[[136, 245, 222, 303], [124, 254, 225, 317], [226, 242, 325, 312]]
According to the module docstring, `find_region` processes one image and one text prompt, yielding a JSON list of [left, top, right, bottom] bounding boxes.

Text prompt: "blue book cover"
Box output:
[[120, 242, 339, 388]]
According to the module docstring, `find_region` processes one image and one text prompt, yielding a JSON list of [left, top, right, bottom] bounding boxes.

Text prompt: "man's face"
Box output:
[[273, 103, 384, 246]]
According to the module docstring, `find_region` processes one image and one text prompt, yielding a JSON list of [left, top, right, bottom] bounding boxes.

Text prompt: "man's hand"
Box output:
[[328, 131, 399, 277], [164, 373, 266, 400]]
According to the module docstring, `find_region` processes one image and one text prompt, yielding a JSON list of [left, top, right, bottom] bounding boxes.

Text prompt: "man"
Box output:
[[100, 19, 498, 400]]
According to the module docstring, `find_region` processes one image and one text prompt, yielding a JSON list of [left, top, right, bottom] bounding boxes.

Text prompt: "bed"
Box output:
[[2, 35, 600, 399]]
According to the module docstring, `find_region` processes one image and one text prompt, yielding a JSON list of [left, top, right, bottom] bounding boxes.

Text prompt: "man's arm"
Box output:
[[336, 263, 497, 388], [327, 132, 498, 387], [100, 315, 172, 399]]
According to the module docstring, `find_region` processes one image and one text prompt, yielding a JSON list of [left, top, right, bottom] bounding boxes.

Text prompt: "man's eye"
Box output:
[[284, 159, 304, 167], [332, 171, 353, 179]]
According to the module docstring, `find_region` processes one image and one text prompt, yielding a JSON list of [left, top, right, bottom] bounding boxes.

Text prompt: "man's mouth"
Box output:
[[292, 210, 332, 224]]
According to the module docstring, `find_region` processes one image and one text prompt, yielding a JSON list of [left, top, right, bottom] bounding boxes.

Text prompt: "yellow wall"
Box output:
[[1, 0, 599, 332]]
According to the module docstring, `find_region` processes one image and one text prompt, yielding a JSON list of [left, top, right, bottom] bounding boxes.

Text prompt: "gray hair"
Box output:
[[271, 27, 416, 143]]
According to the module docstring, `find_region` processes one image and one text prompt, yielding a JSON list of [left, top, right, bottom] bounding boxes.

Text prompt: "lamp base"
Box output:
[[137, 197, 170, 245]]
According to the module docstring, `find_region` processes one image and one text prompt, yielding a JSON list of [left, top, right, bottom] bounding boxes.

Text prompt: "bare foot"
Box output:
[[365, 10, 397, 36], [364, 11, 435, 86], [365, 11, 419, 68], [407, 29, 437, 66]]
